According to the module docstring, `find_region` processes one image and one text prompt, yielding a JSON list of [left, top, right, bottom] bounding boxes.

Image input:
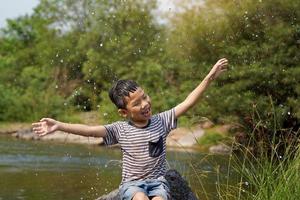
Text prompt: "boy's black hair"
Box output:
[[109, 79, 139, 109]]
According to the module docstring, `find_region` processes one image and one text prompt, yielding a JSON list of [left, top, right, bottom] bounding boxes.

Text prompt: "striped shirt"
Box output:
[[103, 108, 177, 184]]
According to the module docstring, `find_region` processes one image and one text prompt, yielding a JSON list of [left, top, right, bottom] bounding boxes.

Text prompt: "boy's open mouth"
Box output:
[[141, 107, 151, 117]]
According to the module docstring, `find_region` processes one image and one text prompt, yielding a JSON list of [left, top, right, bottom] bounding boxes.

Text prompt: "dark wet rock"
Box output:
[[96, 169, 198, 200], [165, 169, 198, 200]]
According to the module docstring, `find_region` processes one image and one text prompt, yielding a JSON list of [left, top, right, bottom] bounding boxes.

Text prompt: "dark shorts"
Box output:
[[119, 177, 170, 200]]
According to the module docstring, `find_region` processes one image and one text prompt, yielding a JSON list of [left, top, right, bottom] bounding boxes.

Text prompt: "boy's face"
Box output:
[[118, 87, 152, 126]]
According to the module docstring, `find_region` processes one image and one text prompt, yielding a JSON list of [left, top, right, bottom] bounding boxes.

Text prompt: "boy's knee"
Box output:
[[151, 196, 164, 200], [132, 192, 149, 200]]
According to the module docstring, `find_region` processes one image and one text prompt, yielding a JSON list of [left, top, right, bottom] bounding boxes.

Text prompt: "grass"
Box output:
[[212, 126, 300, 200], [214, 97, 300, 199], [189, 121, 300, 200]]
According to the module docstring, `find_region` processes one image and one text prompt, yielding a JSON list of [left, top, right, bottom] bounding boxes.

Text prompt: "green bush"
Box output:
[[198, 131, 226, 146], [167, 0, 300, 152]]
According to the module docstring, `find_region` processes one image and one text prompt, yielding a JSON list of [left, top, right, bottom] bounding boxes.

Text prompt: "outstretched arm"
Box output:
[[174, 58, 228, 118], [32, 118, 107, 137]]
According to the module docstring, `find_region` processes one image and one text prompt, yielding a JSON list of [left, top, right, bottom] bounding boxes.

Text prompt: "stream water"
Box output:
[[0, 135, 238, 200]]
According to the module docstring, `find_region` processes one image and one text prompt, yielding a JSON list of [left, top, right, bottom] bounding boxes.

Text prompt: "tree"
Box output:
[[166, 0, 300, 151]]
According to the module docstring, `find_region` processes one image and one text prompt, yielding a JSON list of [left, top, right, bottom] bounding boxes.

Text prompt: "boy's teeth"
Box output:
[[142, 108, 150, 115]]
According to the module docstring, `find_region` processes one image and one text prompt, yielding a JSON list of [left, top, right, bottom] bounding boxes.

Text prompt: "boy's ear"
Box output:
[[118, 109, 128, 118]]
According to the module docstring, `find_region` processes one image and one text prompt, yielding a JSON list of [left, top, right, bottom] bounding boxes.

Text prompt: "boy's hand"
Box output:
[[32, 118, 59, 136], [207, 58, 228, 80]]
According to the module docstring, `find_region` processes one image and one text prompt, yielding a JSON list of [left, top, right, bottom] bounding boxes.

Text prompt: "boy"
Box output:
[[32, 58, 228, 200]]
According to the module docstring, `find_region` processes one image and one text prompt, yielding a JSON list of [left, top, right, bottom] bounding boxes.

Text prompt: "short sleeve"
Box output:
[[103, 122, 122, 145], [157, 108, 177, 135]]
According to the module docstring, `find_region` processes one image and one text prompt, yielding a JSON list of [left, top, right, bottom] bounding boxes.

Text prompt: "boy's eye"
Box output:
[[133, 101, 140, 107]]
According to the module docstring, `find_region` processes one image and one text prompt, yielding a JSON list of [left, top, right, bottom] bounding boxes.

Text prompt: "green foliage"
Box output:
[[198, 131, 226, 146], [0, 0, 168, 121], [0, 0, 299, 151], [167, 0, 300, 148]]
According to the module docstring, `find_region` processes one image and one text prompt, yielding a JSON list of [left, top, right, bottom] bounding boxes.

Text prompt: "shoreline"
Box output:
[[0, 122, 231, 154]]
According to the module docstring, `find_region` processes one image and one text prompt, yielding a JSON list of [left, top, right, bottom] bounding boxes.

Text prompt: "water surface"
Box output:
[[0, 136, 237, 200]]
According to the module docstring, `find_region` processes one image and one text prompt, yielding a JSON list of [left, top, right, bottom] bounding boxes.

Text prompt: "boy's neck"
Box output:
[[129, 119, 151, 128]]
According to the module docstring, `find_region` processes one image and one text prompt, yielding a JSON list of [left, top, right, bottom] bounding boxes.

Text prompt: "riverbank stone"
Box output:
[[209, 144, 231, 154], [96, 169, 198, 200]]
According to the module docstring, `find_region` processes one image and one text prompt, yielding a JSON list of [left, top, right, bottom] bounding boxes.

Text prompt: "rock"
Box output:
[[215, 124, 232, 134], [0, 123, 31, 135], [176, 129, 203, 147], [96, 169, 198, 200], [165, 169, 198, 200], [167, 127, 204, 148], [209, 144, 231, 154], [199, 120, 214, 129], [41, 131, 102, 145], [13, 129, 102, 145], [13, 129, 40, 140]]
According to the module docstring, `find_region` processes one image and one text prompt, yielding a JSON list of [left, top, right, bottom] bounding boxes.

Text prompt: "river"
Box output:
[[0, 135, 238, 200]]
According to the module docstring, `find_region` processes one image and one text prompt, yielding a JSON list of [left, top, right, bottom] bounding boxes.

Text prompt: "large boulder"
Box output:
[[96, 169, 198, 200]]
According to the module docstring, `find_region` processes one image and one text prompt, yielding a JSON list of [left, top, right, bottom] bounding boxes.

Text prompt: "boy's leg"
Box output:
[[133, 192, 149, 200], [119, 178, 169, 200], [147, 178, 170, 200], [119, 180, 148, 200], [151, 196, 164, 200]]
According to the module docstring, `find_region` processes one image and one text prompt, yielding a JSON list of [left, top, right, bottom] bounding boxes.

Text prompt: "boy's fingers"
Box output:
[[32, 127, 44, 132], [34, 129, 45, 134], [37, 132, 48, 137], [32, 122, 43, 128], [219, 58, 227, 62], [220, 59, 228, 64], [40, 118, 52, 122]]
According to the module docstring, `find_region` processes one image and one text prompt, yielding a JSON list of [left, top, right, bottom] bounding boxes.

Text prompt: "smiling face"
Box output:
[[118, 87, 152, 127]]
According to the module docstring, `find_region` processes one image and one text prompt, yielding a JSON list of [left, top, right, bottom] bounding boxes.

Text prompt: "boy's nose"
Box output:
[[141, 100, 148, 109]]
